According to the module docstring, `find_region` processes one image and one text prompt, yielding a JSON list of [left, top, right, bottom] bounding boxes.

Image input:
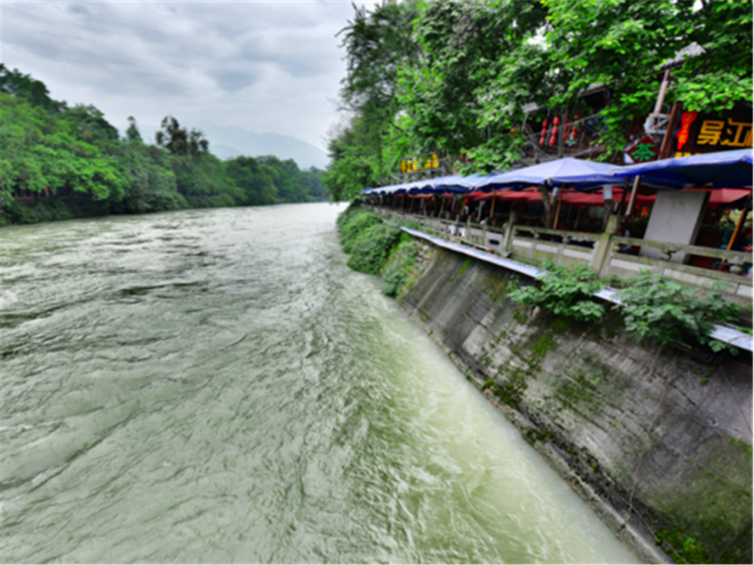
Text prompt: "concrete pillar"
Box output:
[[640, 191, 708, 264]]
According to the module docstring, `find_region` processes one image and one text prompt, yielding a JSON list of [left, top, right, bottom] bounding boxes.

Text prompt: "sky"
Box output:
[[0, 0, 379, 152]]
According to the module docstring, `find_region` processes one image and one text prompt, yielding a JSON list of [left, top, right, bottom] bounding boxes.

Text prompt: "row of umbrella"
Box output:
[[361, 149, 753, 197]]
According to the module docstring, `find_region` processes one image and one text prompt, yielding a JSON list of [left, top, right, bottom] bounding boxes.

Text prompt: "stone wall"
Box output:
[[398, 242, 752, 563]]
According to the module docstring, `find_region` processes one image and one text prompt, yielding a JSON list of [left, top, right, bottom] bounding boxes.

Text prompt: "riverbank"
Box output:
[[338, 205, 753, 564], [0, 193, 328, 227]]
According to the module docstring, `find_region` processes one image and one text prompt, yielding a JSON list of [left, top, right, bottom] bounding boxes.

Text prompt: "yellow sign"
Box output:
[[400, 153, 440, 173], [697, 118, 752, 148]]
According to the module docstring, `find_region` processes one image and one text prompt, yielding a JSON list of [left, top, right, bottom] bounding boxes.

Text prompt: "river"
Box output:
[[0, 203, 637, 563]]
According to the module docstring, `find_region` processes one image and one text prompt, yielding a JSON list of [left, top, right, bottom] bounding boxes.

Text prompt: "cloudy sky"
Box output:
[[1, 0, 378, 152]]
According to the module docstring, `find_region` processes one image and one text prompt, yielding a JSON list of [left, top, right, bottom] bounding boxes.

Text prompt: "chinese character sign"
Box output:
[[675, 105, 752, 155], [627, 136, 660, 163]]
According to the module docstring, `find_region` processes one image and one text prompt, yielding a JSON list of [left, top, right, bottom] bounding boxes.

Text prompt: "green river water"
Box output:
[[0, 203, 638, 563]]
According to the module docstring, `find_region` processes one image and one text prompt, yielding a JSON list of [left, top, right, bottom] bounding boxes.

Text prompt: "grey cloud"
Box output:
[[211, 70, 260, 93], [1, 0, 380, 149]]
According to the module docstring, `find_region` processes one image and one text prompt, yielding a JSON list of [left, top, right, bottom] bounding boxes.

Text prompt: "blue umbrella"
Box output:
[[416, 174, 478, 194], [609, 149, 753, 189], [473, 158, 621, 191]]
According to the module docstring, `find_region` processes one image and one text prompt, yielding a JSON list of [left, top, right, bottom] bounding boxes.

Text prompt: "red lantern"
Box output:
[[552, 126, 558, 136], [553, 117, 560, 126], [539, 137, 545, 146], [564, 124, 570, 132], [542, 119, 549, 128], [549, 135, 556, 146]]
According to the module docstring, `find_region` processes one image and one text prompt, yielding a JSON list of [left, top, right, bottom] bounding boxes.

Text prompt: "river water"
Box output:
[[0, 203, 637, 563]]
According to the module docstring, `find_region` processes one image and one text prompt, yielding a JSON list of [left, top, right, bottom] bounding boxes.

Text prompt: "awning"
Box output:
[[474, 158, 621, 190], [609, 149, 753, 189]]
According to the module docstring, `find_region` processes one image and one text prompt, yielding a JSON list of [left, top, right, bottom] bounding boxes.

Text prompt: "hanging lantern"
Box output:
[[542, 119, 549, 128], [553, 117, 560, 126], [564, 124, 570, 132], [549, 135, 556, 146], [539, 137, 545, 146]]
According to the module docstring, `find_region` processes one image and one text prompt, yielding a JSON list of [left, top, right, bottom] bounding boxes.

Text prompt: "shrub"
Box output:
[[508, 261, 605, 322], [381, 238, 420, 297], [615, 273, 740, 354], [347, 222, 403, 274], [339, 210, 382, 254]]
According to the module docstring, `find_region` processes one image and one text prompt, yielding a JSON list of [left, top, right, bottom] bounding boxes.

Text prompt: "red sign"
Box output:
[[676, 110, 698, 150], [627, 136, 660, 163]]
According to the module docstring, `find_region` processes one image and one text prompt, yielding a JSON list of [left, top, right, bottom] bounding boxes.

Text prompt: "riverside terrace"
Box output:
[[359, 152, 753, 308]]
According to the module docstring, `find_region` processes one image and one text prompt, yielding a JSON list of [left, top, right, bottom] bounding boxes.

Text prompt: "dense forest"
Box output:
[[0, 65, 326, 226], [323, 0, 752, 201]]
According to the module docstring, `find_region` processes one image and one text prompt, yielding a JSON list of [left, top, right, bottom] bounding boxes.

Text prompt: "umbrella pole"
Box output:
[[552, 188, 564, 229], [490, 189, 497, 223], [625, 176, 641, 221]]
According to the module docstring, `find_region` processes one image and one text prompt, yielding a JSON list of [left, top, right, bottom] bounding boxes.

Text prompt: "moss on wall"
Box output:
[[396, 243, 753, 564]]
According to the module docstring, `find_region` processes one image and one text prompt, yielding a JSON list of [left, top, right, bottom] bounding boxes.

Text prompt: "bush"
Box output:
[[336, 200, 362, 227], [508, 261, 605, 322], [347, 222, 403, 274], [340, 210, 382, 254], [615, 273, 740, 353], [381, 239, 420, 297]]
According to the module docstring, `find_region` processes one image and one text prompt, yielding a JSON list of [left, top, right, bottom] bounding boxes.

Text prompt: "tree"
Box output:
[[0, 64, 66, 113], [325, 0, 753, 191], [126, 116, 142, 143], [544, 0, 753, 154], [324, 0, 421, 199], [399, 0, 548, 171], [155, 116, 209, 157]]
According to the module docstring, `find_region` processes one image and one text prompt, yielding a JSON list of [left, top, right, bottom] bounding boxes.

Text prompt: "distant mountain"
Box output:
[[202, 125, 330, 170], [135, 124, 329, 170]]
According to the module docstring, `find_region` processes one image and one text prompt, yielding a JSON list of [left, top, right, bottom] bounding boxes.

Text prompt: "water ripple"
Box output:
[[0, 205, 637, 563]]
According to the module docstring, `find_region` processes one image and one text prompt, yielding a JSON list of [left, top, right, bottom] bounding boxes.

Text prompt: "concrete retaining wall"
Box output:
[[398, 241, 752, 563]]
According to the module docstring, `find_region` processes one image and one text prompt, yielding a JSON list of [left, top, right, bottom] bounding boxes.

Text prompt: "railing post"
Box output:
[[502, 211, 517, 256], [592, 214, 621, 276]]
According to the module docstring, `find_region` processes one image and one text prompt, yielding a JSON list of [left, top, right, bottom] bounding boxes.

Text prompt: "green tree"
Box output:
[[0, 64, 66, 113], [126, 116, 143, 143], [155, 115, 209, 157], [324, 0, 420, 200], [544, 0, 753, 154]]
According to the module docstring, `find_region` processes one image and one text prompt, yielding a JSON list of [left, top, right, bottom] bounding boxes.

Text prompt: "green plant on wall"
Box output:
[[615, 273, 741, 354], [337, 205, 404, 275], [381, 238, 420, 298], [508, 261, 605, 322], [655, 529, 711, 564]]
